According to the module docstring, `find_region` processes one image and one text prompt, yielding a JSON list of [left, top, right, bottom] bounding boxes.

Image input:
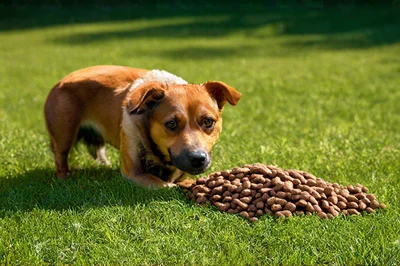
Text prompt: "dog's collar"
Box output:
[[138, 143, 173, 182]]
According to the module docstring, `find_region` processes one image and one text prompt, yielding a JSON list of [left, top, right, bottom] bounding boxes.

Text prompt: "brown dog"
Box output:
[[44, 65, 241, 188]]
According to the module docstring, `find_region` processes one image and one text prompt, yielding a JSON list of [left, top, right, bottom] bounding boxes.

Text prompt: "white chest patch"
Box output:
[[129, 69, 188, 91]]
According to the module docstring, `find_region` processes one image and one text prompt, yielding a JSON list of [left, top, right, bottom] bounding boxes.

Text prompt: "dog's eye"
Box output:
[[165, 120, 178, 131], [203, 118, 215, 129]]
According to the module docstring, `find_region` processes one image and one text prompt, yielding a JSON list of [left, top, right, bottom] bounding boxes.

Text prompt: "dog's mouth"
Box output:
[[169, 149, 211, 175]]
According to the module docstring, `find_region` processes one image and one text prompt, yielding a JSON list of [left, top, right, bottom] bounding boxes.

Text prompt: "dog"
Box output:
[[44, 65, 241, 188]]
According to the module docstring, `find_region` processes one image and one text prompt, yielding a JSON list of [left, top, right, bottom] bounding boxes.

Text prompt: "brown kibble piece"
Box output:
[[240, 196, 252, 204], [256, 201, 265, 209], [328, 195, 338, 205], [249, 217, 258, 222], [242, 181, 251, 189], [271, 204, 282, 212], [267, 197, 276, 206], [214, 202, 230, 212], [366, 194, 376, 201], [337, 201, 347, 209], [284, 202, 297, 212], [296, 199, 307, 207], [348, 202, 359, 209], [347, 195, 358, 203], [275, 198, 287, 206], [241, 189, 252, 197], [365, 207, 374, 213], [211, 195, 222, 202], [283, 181, 293, 192], [347, 209, 360, 216], [279, 210, 292, 217], [239, 211, 250, 219], [369, 200, 379, 209], [222, 196, 233, 202], [233, 199, 248, 210]]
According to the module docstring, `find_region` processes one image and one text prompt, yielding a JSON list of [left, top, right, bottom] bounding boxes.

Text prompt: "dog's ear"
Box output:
[[125, 82, 166, 115], [203, 81, 241, 110]]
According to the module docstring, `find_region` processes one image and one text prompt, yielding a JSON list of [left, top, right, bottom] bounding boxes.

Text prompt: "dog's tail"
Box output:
[[76, 124, 105, 159]]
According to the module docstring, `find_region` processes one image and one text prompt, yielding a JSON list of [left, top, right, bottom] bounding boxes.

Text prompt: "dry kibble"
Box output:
[[283, 181, 293, 192], [275, 198, 287, 206], [184, 163, 385, 221], [284, 202, 297, 212], [369, 200, 379, 209], [271, 204, 283, 212], [347, 209, 360, 216], [346, 195, 358, 203], [337, 201, 347, 209], [267, 197, 276, 206], [256, 209, 264, 217], [242, 180, 251, 189], [358, 201, 367, 210], [214, 202, 230, 212], [276, 191, 287, 199], [321, 200, 330, 209], [248, 204, 257, 212], [365, 207, 374, 213], [241, 189, 252, 197], [256, 201, 265, 209], [317, 212, 328, 219], [348, 202, 359, 209], [295, 199, 307, 207], [222, 196, 233, 202], [249, 217, 258, 222], [306, 179, 317, 187], [308, 196, 318, 205], [313, 205, 322, 213], [306, 202, 314, 212], [366, 194, 376, 201], [328, 195, 338, 205], [379, 203, 387, 209], [240, 196, 252, 204], [211, 195, 222, 202], [233, 199, 248, 210], [239, 211, 250, 219], [278, 210, 292, 217]]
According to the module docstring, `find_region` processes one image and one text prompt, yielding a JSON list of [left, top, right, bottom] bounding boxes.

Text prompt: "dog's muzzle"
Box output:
[[170, 149, 211, 175]]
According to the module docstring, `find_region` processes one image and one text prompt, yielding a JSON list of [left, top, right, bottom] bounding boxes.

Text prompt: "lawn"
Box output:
[[0, 3, 399, 265]]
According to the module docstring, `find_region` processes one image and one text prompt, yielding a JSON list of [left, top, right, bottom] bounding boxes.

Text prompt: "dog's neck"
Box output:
[[136, 115, 174, 182]]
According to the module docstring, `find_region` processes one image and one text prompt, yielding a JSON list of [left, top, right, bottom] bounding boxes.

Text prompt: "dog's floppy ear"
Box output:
[[203, 81, 241, 110], [125, 82, 166, 115]]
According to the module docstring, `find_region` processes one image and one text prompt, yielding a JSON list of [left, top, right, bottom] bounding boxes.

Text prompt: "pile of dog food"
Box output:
[[183, 163, 387, 222]]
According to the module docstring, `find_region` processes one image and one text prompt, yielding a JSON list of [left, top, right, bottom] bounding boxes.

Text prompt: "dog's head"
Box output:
[[125, 81, 241, 175]]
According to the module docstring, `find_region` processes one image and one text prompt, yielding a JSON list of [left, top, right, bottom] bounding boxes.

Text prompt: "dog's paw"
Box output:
[[163, 182, 177, 188], [176, 179, 195, 189]]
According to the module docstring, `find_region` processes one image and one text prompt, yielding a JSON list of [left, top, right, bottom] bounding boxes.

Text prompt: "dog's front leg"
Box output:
[[120, 134, 175, 188], [167, 169, 195, 189]]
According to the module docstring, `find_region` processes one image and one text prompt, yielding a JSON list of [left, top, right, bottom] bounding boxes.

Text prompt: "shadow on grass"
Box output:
[[0, 167, 189, 215], [1, 5, 400, 54]]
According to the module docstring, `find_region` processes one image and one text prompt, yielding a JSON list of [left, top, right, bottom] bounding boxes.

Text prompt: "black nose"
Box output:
[[188, 151, 207, 168]]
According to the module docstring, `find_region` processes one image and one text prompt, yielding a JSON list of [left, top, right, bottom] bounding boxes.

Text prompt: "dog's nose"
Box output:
[[188, 151, 207, 168]]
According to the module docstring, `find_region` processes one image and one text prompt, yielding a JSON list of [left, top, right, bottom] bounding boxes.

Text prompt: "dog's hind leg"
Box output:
[[45, 89, 83, 179], [76, 124, 111, 166], [95, 146, 111, 166]]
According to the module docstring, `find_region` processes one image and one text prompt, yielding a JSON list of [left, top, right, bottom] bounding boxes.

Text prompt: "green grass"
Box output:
[[1, 4, 400, 265]]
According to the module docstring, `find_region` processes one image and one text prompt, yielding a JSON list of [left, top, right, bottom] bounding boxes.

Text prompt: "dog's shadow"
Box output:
[[0, 167, 189, 215]]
